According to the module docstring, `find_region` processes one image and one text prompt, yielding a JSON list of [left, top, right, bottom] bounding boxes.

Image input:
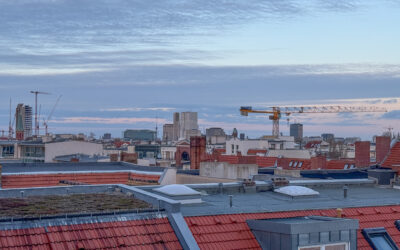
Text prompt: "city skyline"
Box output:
[[0, 0, 399, 139]]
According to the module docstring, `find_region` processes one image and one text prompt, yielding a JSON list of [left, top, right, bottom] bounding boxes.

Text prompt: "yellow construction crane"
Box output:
[[240, 105, 387, 137]]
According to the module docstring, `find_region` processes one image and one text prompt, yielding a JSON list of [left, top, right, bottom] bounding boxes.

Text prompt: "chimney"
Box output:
[[376, 136, 391, 164], [311, 155, 327, 169], [190, 136, 206, 170], [355, 141, 370, 168]]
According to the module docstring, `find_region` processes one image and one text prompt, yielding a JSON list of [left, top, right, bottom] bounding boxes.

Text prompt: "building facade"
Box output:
[[290, 123, 303, 142], [123, 129, 156, 141], [179, 112, 199, 140], [15, 104, 32, 140], [162, 124, 174, 142]]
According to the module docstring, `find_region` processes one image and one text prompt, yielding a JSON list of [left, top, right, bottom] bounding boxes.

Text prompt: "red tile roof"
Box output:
[[0, 218, 182, 249], [277, 158, 312, 170], [186, 205, 400, 250], [326, 160, 356, 170], [1, 172, 160, 189], [256, 156, 277, 168], [247, 149, 267, 155], [217, 155, 257, 165], [382, 142, 400, 172]]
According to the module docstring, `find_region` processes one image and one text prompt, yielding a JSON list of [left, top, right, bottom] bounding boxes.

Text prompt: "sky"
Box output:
[[0, 0, 399, 140]]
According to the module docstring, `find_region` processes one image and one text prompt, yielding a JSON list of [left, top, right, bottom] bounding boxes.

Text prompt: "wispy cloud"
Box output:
[[51, 117, 168, 125], [100, 107, 175, 112]]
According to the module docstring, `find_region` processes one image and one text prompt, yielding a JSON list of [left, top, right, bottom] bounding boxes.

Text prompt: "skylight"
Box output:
[[362, 227, 398, 250], [274, 186, 319, 197], [153, 184, 200, 196]]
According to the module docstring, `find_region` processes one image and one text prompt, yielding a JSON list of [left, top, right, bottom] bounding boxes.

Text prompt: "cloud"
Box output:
[[50, 117, 169, 125], [383, 99, 398, 104], [316, 0, 360, 12], [382, 110, 400, 120], [100, 107, 175, 112]]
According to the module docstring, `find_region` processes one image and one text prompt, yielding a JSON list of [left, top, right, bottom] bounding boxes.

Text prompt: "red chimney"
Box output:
[[375, 136, 391, 164], [311, 155, 327, 169], [190, 136, 206, 169], [355, 141, 370, 167]]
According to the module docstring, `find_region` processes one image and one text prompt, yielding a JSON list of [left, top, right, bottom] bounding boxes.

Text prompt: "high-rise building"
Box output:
[[290, 123, 303, 142], [322, 133, 335, 142], [15, 104, 32, 140], [179, 112, 199, 140], [102, 133, 112, 140], [162, 124, 174, 142], [165, 112, 201, 142], [172, 112, 180, 141]]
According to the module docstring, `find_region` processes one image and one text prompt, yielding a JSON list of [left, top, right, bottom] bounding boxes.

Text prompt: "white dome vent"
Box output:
[[153, 184, 200, 196], [274, 186, 319, 197], [153, 184, 202, 204]]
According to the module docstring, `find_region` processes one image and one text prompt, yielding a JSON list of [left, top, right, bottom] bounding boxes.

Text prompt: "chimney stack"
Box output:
[[355, 141, 370, 168], [376, 136, 391, 164]]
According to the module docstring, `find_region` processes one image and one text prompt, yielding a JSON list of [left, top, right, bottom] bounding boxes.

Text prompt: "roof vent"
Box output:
[[153, 184, 202, 204], [274, 185, 319, 197]]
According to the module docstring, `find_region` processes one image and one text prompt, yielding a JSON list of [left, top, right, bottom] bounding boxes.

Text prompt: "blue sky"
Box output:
[[0, 0, 399, 139]]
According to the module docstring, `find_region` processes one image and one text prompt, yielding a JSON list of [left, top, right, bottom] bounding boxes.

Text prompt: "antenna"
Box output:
[[8, 98, 12, 139], [155, 115, 158, 141]]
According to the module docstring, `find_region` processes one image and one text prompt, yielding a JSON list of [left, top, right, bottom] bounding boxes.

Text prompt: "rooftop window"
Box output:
[[344, 164, 349, 170], [362, 227, 398, 250], [294, 161, 298, 168], [289, 161, 293, 167], [298, 162, 303, 168]]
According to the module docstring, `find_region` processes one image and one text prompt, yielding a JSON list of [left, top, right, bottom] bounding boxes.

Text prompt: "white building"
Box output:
[[161, 145, 177, 160], [225, 136, 296, 156], [45, 140, 104, 162]]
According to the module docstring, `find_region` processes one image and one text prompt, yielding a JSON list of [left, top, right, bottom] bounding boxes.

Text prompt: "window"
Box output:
[[293, 161, 298, 168], [298, 162, 303, 168], [362, 228, 398, 250], [350, 164, 355, 169], [344, 164, 348, 170], [231, 144, 234, 154], [289, 161, 293, 167], [299, 242, 348, 250], [280, 144, 284, 150], [1, 146, 14, 157]]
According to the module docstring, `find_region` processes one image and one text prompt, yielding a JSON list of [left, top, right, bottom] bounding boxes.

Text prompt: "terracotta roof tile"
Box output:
[[186, 205, 400, 250], [0, 218, 181, 249], [256, 156, 277, 168], [383, 142, 400, 171]]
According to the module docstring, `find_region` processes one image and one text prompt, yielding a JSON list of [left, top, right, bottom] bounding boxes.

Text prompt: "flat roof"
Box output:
[[0, 193, 151, 219], [179, 184, 400, 217]]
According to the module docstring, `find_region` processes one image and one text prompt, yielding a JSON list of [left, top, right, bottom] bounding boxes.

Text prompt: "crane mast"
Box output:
[[30, 90, 50, 136], [240, 105, 387, 137]]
